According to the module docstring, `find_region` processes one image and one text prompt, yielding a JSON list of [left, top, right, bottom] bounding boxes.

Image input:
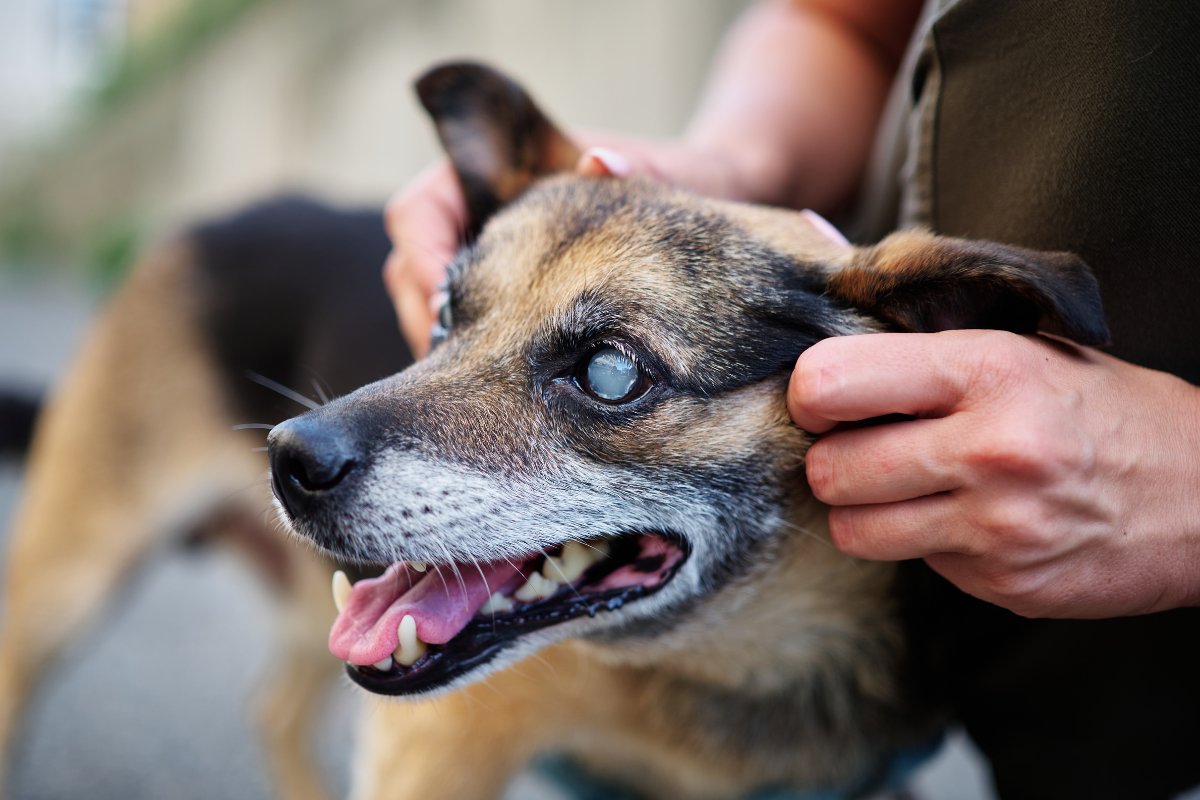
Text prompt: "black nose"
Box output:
[[268, 416, 358, 519]]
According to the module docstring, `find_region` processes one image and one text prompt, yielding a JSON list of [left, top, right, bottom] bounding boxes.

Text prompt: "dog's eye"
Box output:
[[578, 347, 648, 404]]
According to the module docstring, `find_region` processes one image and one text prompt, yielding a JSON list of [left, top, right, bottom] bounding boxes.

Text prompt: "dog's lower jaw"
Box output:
[[551, 522, 931, 796], [355, 592, 930, 800], [334, 492, 930, 796]]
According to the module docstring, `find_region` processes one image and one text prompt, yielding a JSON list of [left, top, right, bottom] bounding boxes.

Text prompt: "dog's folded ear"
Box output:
[[831, 230, 1110, 345], [416, 62, 582, 238]]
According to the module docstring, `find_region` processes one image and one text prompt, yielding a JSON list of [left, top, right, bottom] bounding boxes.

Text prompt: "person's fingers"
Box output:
[[805, 417, 964, 506], [575, 147, 632, 178], [386, 251, 436, 358], [827, 492, 980, 560], [788, 333, 979, 433], [571, 138, 752, 200], [574, 142, 687, 186], [383, 161, 468, 356]]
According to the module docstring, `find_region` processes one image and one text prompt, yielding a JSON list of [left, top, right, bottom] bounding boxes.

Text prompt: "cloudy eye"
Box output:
[[578, 346, 648, 404]]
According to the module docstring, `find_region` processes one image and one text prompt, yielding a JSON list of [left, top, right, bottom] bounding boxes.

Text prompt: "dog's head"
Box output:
[[267, 63, 1107, 697]]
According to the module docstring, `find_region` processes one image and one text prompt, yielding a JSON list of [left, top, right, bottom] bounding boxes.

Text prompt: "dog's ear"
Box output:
[[830, 230, 1109, 345], [415, 62, 582, 238]]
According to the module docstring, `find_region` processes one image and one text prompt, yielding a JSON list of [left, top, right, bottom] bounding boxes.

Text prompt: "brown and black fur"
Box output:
[[269, 64, 1198, 800], [5, 58, 1198, 800], [0, 198, 411, 799]]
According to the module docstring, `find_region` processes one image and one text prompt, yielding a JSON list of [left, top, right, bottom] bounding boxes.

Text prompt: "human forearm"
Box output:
[[684, 0, 922, 212]]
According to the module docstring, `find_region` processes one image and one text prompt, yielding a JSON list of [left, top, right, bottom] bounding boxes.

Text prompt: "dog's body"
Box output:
[[0, 198, 411, 799], [268, 65, 1199, 800], [5, 61, 1200, 800]]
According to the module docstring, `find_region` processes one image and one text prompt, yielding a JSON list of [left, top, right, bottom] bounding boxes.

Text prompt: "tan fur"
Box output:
[[3, 63, 1107, 800], [289, 179, 927, 799], [0, 243, 339, 800], [351, 512, 900, 799]]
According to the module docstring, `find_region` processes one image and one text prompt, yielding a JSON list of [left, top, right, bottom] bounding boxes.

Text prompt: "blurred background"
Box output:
[[0, 1, 994, 798]]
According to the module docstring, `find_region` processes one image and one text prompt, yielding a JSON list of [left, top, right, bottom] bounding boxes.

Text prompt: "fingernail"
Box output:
[[800, 209, 849, 247], [577, 146, 631, 178]]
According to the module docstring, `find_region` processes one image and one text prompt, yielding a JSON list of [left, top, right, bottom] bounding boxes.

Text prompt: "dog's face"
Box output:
[[268, 63, 1107, 697]]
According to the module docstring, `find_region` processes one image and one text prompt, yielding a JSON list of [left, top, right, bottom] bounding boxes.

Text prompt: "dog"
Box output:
[[6, 59, 1197, 800], [265, 63, 1200, 800], [0, 198, 411, 799]]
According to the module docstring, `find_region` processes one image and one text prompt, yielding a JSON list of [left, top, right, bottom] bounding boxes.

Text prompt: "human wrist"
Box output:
[[1162, 374, 1200, 608], [1112, 362, 1200, 612], [675, 127, 800, 207]]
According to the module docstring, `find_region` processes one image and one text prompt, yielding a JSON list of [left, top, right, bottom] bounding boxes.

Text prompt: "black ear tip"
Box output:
[[414, 61, 514, 115], [1044, 254, 1111, 347], [1069, 312, 1111, 347]]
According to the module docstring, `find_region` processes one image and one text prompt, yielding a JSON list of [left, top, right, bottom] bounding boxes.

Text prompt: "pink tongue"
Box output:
[[329, 560, 523, 666]]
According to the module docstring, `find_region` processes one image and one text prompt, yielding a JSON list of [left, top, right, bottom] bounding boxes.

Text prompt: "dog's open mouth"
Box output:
[[329, 532, 688, 695]]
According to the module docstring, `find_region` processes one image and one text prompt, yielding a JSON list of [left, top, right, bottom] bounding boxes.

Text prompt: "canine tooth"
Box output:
[[480, 591, 515, 615], [332, 570, 352, 613], [410, 561, 428, 573], [514, 571, 561, 602], [544, 540, 608, 583], [373, 656, 393, 671], [395, 614, 427, 666]]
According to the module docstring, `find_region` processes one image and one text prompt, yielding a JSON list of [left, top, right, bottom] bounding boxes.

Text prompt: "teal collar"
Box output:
[[532, 733, 946, 800]]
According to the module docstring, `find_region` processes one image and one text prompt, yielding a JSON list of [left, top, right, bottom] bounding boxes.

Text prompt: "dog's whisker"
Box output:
[[577, 539, 614, 561], [426, 541, 454, 595], [498, 554, 528, 582], [464, 552, 503, 632], [459, 686, 501, 714], [245, 371, 320, 410], [538, 546, 585, 602], [467, 553, 492, 598], [440, 541, 468, 599], [309, 377, 331, 405], [775, 519, 855, 564], [231, 422, 276, 431]]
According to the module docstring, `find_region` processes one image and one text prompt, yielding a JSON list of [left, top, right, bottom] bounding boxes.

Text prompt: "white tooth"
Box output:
[[480, 591, 514, 615], [332, 570, 352, 613], [542, 549, 565, 581], [543, 541, 607, 584], [514, 571, 561, 602], [410, 561, 428, 573], [373, 656, 393, 671], [395, 614, 427, 666]]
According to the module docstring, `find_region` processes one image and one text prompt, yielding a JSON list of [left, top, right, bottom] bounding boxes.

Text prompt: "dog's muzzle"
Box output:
[[264, 409, 693, 698]]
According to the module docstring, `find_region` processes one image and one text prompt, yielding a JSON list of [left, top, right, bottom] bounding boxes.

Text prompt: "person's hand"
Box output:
[[789, 329, 1200, 619], [383, 161, 468, 358]]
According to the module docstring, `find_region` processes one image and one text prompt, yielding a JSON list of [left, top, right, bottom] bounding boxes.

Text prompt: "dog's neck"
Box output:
[[596, 500, 895, 685], [566, 501, 937, 795]]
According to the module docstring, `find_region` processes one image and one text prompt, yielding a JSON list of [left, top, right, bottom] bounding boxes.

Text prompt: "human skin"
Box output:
[[382, 0, 1200, 618], [790, 331, 1200, 618]]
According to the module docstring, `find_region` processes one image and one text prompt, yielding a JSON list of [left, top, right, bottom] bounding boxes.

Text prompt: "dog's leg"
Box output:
[[254, 543, 343, 800], [0, 245, 261, 789]]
